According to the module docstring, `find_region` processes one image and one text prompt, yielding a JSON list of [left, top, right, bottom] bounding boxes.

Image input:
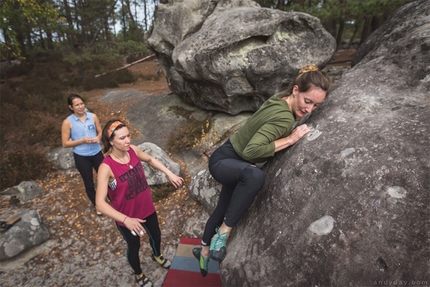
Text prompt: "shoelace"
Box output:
[[211, 229, 228, 251]]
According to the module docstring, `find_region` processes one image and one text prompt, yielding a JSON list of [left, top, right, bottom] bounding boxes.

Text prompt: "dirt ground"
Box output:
[[0, 49, 355, 287]]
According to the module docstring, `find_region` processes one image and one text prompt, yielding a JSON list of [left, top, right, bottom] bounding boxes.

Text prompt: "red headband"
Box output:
[[107, 121, 123, 138]]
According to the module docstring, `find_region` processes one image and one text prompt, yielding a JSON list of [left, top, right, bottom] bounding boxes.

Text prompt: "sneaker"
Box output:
[[192, 247, 209, 277], [209, 228, 229, 261], [151, 254, 171, 269], [135, 274, 152, 287]]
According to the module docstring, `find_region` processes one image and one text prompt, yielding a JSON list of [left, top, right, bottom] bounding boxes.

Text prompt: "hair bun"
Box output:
[[299, 64, 319, 74]]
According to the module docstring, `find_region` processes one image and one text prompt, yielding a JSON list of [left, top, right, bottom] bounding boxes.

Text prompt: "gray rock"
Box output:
[[99, 91, 207, 152], [189, 169, 222, 214], [47, 146, 76, 171], [136, 142, 181, 185], [218, 1, 430, 286], [0, 210, 50, 261], [146, 0, 336, 115], [0, 181, 43, 203]]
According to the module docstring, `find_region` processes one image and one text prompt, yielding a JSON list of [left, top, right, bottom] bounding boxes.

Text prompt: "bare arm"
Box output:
[[131, 145, 184, 188], [274, 124, 310, 152], [95, 162, 146, 237], [61, 118, 86, 148]]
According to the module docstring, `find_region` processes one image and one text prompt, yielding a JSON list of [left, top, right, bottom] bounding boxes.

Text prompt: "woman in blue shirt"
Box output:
[[61, 94, 104, 215]]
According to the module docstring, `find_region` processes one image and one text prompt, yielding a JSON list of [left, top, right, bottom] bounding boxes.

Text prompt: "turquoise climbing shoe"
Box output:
[[209, 228, 228, 262]]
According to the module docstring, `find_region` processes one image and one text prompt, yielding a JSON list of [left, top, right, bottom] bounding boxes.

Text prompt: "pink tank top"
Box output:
[[102, 148, 155, 226]]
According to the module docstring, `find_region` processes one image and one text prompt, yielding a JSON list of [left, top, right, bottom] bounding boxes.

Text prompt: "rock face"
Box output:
[[146, 0, 336, 115], [137, 142, 181, 185], [219, 1, 429, 286], [0, 210, 50, 261]]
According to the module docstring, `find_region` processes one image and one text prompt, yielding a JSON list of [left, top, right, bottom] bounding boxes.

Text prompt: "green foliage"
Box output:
[[0, 0, 59, 59], [285, 0, 416, 48], [82, 69, 136, 91], [0, 55, 75, 189], [0, 147, 55, 190], [61, 41, 148, 68]]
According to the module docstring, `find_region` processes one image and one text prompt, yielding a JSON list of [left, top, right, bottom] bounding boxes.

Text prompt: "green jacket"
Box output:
[[230, 94, 295, 163]]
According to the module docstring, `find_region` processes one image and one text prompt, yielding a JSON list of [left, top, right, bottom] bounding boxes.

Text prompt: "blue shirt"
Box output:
[[67, 112, 102, 156]]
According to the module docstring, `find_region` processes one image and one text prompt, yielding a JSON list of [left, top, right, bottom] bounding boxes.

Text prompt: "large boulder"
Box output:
[[218, 1, 430, 286], [146, 0, 336, 115], [136, 142, 181, 185]]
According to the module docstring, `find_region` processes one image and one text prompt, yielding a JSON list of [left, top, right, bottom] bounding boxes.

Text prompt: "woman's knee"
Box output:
[[242, 166, 265, 191]]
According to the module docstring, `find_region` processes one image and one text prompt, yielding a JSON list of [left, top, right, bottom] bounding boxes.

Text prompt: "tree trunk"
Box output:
[[143, 0, 148, 30], [63, 0, 76, 45], [347, 21, 359, 49], [360, 17, 371, 44], [276, 0, 285, 11], [89, 0, 118, 46], [336, 19, 345, 51], [330, 20, 337, 38], [371, 16, 381, 33], [120, 0, 127, 38], [124, 0, 136, 25], [2, 28, 12, 64]]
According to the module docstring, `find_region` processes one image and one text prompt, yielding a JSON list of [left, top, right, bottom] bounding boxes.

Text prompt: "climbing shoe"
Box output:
[[151, 254, 171, 269], [135, 274, 153, 287], [192, 247, 209, 277], [209, 228, 229, 261]]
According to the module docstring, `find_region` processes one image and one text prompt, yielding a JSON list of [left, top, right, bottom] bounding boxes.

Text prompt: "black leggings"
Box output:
[[73, 151, 104, 206], [116, 211, 162, 275], [201, 140, 265, 246]]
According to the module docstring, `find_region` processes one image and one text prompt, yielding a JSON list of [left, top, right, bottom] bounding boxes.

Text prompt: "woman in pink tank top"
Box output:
[[96, 120, 184, 287]]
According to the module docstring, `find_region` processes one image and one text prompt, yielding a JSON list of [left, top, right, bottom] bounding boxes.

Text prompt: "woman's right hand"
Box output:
[[288, 124, 311, 144], [123, 217, 146, 237], [82, 136, 92, 144]]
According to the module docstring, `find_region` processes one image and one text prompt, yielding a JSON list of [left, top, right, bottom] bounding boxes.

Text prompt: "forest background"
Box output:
[[0, 0, 415, 189]]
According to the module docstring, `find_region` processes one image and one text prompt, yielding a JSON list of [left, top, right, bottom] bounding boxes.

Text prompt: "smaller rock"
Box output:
[[0, 209, 50, 261], [47, 147, 76, 171], [0, 181, 43, 203]]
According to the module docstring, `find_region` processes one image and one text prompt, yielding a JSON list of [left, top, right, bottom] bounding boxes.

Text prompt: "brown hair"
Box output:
[[101, 119, 127, 153], [279, 64, 331, 97]]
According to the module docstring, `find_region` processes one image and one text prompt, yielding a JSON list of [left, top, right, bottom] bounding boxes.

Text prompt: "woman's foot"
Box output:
[[151, 254, 171, 269], [192, 247, 209, 277], [135, 274, 152, 287], [209, 228, 229, 261]]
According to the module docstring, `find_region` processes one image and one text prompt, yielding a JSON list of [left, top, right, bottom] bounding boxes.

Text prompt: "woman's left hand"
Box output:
[[90, 136, 100, 144], [168, 174, 184, 188]]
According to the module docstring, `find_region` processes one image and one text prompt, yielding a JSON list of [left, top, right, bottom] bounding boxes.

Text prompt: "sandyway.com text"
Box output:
[[373, 280, 428, 286]]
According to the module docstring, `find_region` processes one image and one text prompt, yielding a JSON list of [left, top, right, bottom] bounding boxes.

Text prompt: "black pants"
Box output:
[[201, 140, 265, 246], [73, 151, 104, 206], [116, 212, 162, 275]]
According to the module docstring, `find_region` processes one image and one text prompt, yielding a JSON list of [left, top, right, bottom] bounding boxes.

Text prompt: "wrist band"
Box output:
[[123, 216, 128, 223]]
